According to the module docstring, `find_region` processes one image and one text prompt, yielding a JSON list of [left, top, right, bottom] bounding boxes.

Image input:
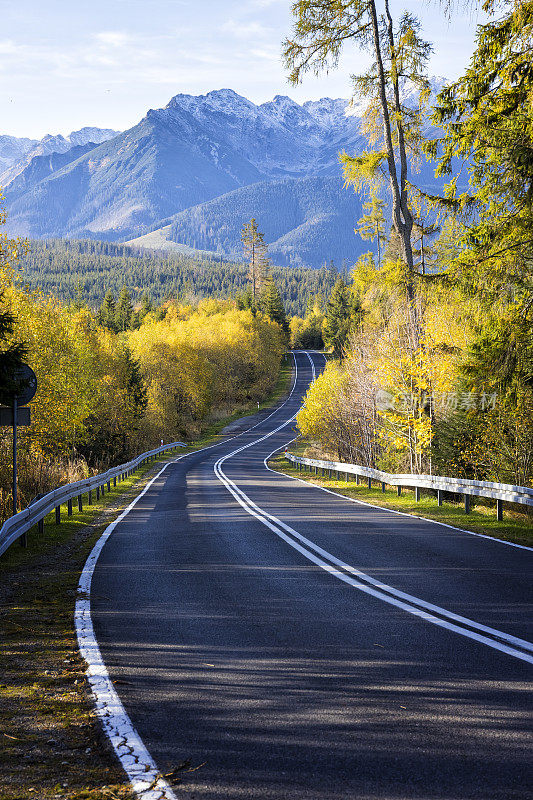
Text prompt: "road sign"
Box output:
[[0, 364, 38, 405], [0, 364, 38, 541], [0, 406, 30, 426]]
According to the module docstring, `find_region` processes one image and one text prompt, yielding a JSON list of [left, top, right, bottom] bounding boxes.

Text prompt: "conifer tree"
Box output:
[[0, 292, 27, 399], [430, 0, 533, 302], [72, 280, 86, 310], [98, 290, 117, 332], [0, 196, 27, 398], [132, 292, 153, 329], [236, 286, 253, 310], [323, 277, 352, 359], [115, 287, 133, 332], [260, 278, 289, 333], [241, 218, 269, 307]]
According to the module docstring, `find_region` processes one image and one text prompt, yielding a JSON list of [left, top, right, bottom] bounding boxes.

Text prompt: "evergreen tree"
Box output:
[[0, 197, 28, 399], [236, 286, 253, 310], [260, 278, 289, 333], [323, 277, 351, 359], [0, 291, 27, 400], [132, 292, 153, 329], [98, 290, 117, 331], [72, 279, 86, 310], [241, 218, 269, 307], [115, 286, 133, 331], [430, 0, 533, 302]]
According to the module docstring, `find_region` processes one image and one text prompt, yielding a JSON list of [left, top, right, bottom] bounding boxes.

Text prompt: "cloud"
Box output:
[[0, 40, 22, 55], [94, 31, 132, 48], [221, 19, 271, 39]]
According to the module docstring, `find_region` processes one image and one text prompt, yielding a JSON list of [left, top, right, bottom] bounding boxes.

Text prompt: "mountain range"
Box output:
[[1, 84, 449, 269]]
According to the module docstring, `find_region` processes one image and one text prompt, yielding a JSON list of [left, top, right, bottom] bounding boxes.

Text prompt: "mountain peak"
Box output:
[[167, 88, 255, 116]]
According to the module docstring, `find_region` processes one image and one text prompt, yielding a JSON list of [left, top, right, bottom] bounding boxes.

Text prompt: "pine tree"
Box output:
[[0, 292, 27, 400], [429, 0, 533, 302], [72, 279, 86, 310], [132, 292, 152, 329], [0, 196, 27, 399], [323, 277, 351, 359], [241, 218, 269, 307], [260, 278, 289, 333], [98, 290, 117, 332], [236, 286, 253, 310], [115, 287, 133, 332]]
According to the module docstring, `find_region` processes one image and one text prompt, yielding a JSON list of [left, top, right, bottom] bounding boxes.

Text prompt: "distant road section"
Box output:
[[91, 351, 532, 800]]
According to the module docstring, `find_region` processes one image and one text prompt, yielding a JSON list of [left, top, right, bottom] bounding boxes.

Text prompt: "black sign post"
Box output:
[[13, 396, 17, 519], [0, 364, 37, 546]]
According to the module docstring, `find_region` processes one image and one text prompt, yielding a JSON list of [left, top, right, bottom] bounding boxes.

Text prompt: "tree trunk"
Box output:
[[369, 0, 416, 311]]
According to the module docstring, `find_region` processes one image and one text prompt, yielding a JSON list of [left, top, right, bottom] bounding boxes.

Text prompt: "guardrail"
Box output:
[[285, 452, 533, 521], [0, 441, 186, 557]]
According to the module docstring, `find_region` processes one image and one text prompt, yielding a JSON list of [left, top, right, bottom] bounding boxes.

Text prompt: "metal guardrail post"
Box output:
[[415, 487, 421, 502], [96, 487, 100, 501], [88, 490, 92, 505], [497, 499, 503, 521], [437, 489, 443, 506], [381, 481, 386, 493], [55, 505, 60, 524], [397, 486, 402, 497], [67, 498, 72, 517], [78, 494, 83, 512], [356, 474, 360, 485], [38, 518, 44, 535], [368, 477, 372, 489], [464, 494, 471, 514]]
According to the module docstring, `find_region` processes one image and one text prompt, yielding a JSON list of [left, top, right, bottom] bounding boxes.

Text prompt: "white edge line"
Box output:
[[270, 449, 533, 553], [214, 352, 533, 665], [74, 352, 300, 799]]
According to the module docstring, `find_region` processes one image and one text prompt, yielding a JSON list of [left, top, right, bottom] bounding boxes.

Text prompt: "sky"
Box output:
[[1, 0, 487, 139]]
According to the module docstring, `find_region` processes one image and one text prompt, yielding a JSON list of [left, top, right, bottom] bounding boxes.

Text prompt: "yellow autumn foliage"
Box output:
[[127, 302, 285, 439]]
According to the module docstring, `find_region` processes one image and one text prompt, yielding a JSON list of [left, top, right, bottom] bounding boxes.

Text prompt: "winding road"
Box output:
[[88, 350, 532, 800]]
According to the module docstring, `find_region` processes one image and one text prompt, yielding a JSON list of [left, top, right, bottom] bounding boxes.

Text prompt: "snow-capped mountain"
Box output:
[[160, 88, 361, 177], [0, 135, 38, 174], [0, 127, 119, 186], [1, 82, 449, 268]]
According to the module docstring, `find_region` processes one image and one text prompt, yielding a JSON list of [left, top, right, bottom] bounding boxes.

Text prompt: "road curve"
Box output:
[[90, 350, 532, 800]]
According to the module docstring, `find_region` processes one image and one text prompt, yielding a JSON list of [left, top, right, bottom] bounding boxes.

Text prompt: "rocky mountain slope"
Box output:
[[1, 85, 450, 269]]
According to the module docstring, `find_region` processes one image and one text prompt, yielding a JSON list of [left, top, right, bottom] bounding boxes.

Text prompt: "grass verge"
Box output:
[[0, 357, 294, 800], [269, 450, 533, 549]]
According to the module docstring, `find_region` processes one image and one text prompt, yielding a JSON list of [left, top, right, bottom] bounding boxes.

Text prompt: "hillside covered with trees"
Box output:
[[17, 237, 338, 317]]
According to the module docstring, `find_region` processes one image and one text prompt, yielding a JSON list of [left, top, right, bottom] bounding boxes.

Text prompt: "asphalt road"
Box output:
[[92, 350, 532, 800]]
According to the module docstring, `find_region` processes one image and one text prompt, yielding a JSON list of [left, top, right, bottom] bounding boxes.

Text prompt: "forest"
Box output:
[[18, 238, 339, 317]]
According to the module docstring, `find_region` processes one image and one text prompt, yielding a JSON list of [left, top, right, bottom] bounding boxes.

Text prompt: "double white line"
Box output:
[[214, 353, 533, 666]]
